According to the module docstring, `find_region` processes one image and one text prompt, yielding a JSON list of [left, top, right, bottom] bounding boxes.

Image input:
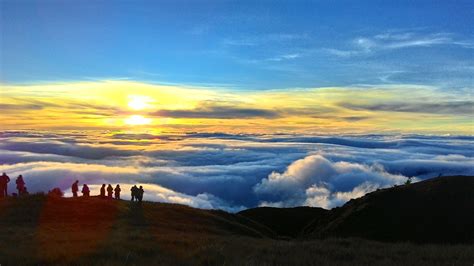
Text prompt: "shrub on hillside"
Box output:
[[47, 187, 64, 197]]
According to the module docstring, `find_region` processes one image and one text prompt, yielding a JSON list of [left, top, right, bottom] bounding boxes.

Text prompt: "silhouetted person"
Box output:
[[0, 176, 3, 198], [114, 184, 121, 199], [131, 185, 138, 201], [107, 184, 113, 198], [0, 173, 10, 197], [137, 186, 144, 202], [16, 175, 26, 195], [71, 180, 79, 198], [82, 184, 90, 197], [100, 184, 106, 198]]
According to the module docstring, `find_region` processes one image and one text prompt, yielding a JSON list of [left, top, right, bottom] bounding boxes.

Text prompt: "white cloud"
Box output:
[[1, 160, 245, 212], [304, 181, 380, 208], [1, 131, 472, 211], [267, 53, 301, 62], [326, 31, 474, 57], [254, 154, 406, 208]]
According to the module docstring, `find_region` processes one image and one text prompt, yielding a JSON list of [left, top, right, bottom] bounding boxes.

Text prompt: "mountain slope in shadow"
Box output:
[[238, 206, 328, 238], [302, 175, 474, 243], [0, 175, 473, 264]]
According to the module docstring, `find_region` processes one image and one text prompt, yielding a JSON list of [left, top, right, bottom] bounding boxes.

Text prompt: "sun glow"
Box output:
[[124, 115, 152, 125], [128, 95, 154, 110], [0, 81, 471, 134]]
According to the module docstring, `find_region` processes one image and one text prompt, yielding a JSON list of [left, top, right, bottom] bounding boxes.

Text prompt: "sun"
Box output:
[[124, 115, 152, 125], [128, 95, 154, 110]]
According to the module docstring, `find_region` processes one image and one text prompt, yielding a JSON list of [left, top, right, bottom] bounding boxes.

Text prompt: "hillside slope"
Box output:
[[303, 175, 474, 243], [239, 206, 328, 238], [0, 176, 473, 265], [0, 195, 273, 264]]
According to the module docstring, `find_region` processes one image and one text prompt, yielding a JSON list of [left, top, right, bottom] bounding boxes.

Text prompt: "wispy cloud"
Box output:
[[326, 31, 474, 57], [151, 103, 281, 119], [266, 53, 301, 62], [340, 101, 474, 115], [222, 33, 308, 47], [0, 103, 44, 111]]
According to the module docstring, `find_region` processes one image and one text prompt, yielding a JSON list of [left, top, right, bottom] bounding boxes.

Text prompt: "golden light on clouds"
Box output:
[[0, 81, 471, 134]]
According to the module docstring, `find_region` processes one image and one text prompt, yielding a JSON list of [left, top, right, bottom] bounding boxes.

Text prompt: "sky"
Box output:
[[0, 1, 473, 210], [1, 0, 473, 89], [0, 0, 473, 134]]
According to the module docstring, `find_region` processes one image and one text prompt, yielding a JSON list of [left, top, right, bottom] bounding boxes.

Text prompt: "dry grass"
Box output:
[[0, 195, 473, 265]]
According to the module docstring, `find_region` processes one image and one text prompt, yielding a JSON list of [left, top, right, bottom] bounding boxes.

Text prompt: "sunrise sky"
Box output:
[[0, 1, 473, 210], [1, 0, 473, 134]]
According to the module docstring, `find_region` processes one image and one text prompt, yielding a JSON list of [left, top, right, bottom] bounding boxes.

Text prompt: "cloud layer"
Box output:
[[1, 131, 473, 211], [254, 154, 405, 208], [1, 81, 472, 134]]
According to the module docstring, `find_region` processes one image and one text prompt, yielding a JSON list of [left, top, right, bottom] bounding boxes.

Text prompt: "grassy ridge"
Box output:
[[239, 206, 328, 238], [304, 176, 474, 243], [1, 194, 473, 265]]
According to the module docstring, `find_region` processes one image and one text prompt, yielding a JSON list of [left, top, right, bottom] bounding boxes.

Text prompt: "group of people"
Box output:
[[72, 181, 124, 199], [71, 181, 144, 201], [0, 173, 29, 197], [0, 173, 145, 202], [72, 180, 91, 197], [130, 185, 145, 202], [99, 184, 121, 199]]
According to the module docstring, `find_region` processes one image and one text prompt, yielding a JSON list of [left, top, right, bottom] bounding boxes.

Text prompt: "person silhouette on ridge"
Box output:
[[16, 175, 26, 196], [130, 185, 138, 201], [107, 184, 113, 198], [0, 173, 11, 197], [100, 184, 106, 198], [0, 174, 4, 198], [82, 184, 90, 197], [71, 180, 79, 198], [114, 184, 121, 199], [137, 186, 144, 202]]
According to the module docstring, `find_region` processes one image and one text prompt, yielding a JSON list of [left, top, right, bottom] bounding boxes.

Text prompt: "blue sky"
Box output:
[[1, 0, 473, 89]]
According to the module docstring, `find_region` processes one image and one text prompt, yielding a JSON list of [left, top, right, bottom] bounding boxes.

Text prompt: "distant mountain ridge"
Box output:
[[239, 175, 474, 243], [302, 175, 474, 243]]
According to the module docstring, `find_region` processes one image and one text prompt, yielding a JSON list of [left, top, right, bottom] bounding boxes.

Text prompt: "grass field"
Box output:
[[0, 194, 473, 265]]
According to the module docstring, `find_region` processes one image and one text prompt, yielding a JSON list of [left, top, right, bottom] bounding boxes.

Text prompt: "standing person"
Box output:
[[82, 184, 90, 197], [114, 184, 121, 199], [0, 173, 10, 197], [137, 186, 144, 202], [100, 184, 106, 198], [107, 184, 113, 198], [130, 185, 138, 201], [0, 174, 4, 198], [16, 175, 26, 195], [71, 180, 79, 198]]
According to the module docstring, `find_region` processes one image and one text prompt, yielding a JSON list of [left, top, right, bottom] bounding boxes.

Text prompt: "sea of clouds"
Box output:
[[1, 131, 473, 212]]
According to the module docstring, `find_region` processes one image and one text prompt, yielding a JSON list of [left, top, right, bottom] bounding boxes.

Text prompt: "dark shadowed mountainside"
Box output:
[[238, 206, 328, 238], [0, 176, 473, 265], [303, 175, 474, 243]]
